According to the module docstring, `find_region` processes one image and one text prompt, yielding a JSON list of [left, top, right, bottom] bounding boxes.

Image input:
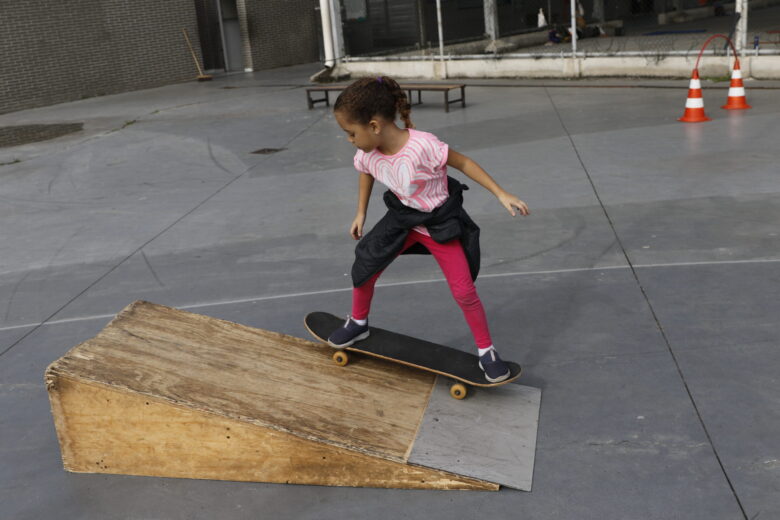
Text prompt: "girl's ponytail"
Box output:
[[334, 75, 414, 128], [380, 76, 415, 129]]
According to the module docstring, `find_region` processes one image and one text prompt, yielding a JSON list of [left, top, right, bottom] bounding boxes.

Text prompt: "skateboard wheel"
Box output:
[[450, 383, 467, 400], [333, 350, 349, 367]]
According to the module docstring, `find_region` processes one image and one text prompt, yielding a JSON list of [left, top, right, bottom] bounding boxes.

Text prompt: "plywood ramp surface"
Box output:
[[46, 301, 434, 462], [49, 375, 495, 490]]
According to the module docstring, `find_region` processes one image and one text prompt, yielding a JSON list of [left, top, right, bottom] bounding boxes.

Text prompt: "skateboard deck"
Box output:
[[304, 312, 522, 398]]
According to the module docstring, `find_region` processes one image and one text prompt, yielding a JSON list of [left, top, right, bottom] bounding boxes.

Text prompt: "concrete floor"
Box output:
[[1, 63, 779, 519]]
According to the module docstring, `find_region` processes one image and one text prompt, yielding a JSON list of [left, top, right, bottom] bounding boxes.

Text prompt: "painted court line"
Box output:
[[1, 257, 778, 333]]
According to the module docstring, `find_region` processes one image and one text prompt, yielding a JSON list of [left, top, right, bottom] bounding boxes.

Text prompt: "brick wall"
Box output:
[[243, 0, 320, 70], [0, 0, 202, 115]]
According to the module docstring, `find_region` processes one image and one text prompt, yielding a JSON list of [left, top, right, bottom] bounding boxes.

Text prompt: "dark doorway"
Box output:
[[193, 0, 225, 71]]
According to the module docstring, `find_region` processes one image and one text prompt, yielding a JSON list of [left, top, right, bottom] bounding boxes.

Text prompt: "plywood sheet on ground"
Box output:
[[409, 378, 542, 491]]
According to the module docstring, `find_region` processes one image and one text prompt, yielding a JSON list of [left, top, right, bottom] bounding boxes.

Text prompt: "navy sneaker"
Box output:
[[327, 316, 370, 348], [479, 349, 511, 383]]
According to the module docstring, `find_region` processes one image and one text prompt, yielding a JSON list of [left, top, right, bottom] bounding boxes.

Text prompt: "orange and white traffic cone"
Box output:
[[722, 59, 751, 110], [679, 69, 710, 123]]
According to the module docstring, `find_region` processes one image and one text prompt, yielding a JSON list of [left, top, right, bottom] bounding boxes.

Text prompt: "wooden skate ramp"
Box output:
[[45, 301, 499, 490]]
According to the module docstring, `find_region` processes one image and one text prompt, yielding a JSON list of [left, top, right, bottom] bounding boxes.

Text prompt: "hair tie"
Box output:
[[376, 76, 383, 84]]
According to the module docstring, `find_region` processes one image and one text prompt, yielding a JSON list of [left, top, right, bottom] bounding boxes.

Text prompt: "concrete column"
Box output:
[[483, 0, 499, 41], [735, 0, 748, 55], [236, 0, 253, 72]]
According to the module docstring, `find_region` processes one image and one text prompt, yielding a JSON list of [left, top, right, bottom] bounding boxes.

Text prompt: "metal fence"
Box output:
[[331, 0, 780, 61]]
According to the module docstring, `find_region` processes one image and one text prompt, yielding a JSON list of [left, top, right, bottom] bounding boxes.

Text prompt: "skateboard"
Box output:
[[304, 312, 522, 400]]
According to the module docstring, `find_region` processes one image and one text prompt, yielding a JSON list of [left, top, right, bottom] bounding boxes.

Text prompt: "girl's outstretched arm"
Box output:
[[447, 149, 530, 217], [351, 172, 375, 239]]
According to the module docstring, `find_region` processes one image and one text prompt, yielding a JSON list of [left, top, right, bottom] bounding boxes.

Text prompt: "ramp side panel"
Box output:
[[409, 379, 542, 491], [46, 374, 497, 491], [48, 301, 434, 462]]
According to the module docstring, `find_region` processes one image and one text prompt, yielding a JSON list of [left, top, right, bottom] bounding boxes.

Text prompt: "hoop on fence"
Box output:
[[694, 34, 739, 70]]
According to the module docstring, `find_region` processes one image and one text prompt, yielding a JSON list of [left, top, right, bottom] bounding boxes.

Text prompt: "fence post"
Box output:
[[570, 0, 578, 55], [435, 0, 446, 78]]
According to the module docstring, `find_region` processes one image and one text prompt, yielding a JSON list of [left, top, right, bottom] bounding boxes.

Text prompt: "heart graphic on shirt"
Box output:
[[378, 159, 414, 197]]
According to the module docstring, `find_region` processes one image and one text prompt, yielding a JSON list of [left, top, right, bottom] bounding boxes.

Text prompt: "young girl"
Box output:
[[328, 76, 529, 383]]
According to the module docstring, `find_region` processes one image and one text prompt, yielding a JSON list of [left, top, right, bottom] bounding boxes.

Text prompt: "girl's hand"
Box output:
[[350, 214, 366, 240], [498, 191, 530, 217]]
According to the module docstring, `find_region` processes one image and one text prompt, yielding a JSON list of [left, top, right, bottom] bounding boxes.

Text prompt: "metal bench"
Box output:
[[306, 83, 466, 113]]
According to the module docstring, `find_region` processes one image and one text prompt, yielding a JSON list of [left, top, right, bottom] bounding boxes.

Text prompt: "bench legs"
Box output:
[[444, 87, 466, 113], [407, 89, 423, 106], [306, 91, 330, 110]]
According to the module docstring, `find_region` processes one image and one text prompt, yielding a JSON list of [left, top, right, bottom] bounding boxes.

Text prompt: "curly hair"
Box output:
[[333, 76, 414, 129]]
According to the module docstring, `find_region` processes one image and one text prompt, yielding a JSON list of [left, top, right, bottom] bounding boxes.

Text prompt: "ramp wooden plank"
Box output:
[[47, 375, 496, 490], [46, 301, 435, 463]]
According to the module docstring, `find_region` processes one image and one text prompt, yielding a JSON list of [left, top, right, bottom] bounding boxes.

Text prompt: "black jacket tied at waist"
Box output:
[[351, 176, 481, 288]]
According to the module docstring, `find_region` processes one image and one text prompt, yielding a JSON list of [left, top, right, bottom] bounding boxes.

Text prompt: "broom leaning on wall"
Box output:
[[182, 28, 212, 82]]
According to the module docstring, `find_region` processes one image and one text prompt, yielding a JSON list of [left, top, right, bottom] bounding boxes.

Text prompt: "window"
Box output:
[[344, 0, 367, 20]]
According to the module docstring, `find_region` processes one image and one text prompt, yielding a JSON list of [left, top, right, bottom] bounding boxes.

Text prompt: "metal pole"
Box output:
[[436, 0, 445, 64], [417, 0, 426, 48], [341, 49, 744, 61], [570, 0, 577, 55], [329, 0, 345, 63], [319, 0, 335, 67]]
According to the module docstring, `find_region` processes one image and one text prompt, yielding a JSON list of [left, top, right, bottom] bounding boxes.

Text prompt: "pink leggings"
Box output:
[[352, 230, 493, 349]]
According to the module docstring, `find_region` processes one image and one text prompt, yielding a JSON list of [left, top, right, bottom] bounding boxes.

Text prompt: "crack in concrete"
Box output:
[[544, 85, 751, 520], [141, 250, 165, 288]]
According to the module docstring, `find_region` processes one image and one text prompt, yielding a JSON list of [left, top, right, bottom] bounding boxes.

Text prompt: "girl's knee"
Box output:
[[452, 285, 481, 309]]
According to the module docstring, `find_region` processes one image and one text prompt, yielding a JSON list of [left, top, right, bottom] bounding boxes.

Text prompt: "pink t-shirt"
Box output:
[[353, 129, 449, 236]]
